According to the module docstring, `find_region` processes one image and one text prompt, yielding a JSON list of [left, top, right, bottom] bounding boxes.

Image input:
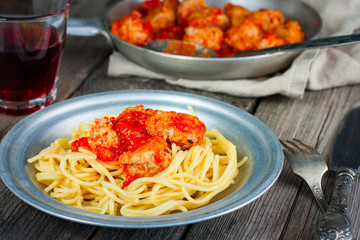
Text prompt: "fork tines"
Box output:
[[280, 139, 317, 155]]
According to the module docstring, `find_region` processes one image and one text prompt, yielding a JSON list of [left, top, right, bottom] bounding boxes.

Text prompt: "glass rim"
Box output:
[[0, 0, 71, 21]]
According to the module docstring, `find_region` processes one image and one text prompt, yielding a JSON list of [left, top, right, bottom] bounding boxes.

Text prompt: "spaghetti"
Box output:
[[28, 106, 247, 216]]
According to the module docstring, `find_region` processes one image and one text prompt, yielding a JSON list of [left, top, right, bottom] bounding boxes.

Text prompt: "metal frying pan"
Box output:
[[67, 0, 322, 80]]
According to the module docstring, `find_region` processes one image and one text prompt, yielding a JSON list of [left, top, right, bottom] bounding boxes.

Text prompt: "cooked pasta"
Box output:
[[28, 107, 247, 216]]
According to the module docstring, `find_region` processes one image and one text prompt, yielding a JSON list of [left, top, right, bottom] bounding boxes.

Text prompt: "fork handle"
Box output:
[[313, 167, 356, 240], [309, 183, 328, 213]]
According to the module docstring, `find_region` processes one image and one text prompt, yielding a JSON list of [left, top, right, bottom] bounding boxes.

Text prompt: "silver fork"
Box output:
[[280, 139, 329, 212]]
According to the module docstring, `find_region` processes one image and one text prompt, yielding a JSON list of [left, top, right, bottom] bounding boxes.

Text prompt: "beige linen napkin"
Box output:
[[107, 0, 360, 98]]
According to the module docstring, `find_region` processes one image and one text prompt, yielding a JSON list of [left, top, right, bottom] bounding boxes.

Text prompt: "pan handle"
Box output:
[[67, 17, 112, 45]]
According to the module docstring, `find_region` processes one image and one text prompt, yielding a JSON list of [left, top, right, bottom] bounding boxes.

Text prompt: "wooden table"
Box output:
[[1, 1, 359, 239]]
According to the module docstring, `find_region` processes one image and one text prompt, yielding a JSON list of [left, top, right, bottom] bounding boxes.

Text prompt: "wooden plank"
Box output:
[[0, 61, 257, 240], [1, 0, 359, 239], [0, 179, 96, 239], [69, 60, 259, 113], [279, 86, 360, 240], [92, 225, 188, 240], [56, 36, 112, 102], [185, 167, 299, 239], [0, 1, 113, 239], [184, 85, 360, 240], [1, 50, 359, 240]]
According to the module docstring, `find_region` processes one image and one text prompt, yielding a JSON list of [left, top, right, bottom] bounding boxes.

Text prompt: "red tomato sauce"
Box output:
[[71, 105, 206, 187], [71, 137, 91, 152], [114, 111, 153, 153], [122, 173, 140, 188], [72, 109, 154, 161], [142, 0, 162, 12], [169, 115, 193, 133]]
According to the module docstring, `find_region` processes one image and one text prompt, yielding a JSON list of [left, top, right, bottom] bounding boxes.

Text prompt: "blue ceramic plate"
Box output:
[[0, 90, 283, 228]]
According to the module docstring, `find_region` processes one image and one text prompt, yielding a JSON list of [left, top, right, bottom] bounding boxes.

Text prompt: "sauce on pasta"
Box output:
[[28, 105, 247, 216], [71, 105, 206, 185]]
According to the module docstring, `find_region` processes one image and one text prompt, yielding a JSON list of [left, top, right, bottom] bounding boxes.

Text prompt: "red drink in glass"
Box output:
[[0, 25, 64, 109], [0, 0, 70, 115]]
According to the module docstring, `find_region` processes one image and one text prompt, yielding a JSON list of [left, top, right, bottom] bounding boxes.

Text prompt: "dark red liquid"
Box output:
[[0, 23, 64, 113]]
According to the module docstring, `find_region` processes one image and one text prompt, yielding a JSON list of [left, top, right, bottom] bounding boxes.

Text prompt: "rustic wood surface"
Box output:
[[1, 0, 359, 239]]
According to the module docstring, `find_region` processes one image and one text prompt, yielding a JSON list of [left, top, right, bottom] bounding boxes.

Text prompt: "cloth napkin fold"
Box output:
[[107, 0, 360, 98]]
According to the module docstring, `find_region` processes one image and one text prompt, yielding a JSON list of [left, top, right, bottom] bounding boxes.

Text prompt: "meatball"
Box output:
[[254, 32, 287, 50], [117, 104, 156, 123], [224, 19, 263, 52], [224, 3, 251, 26], [118, 137, 172, 178], [111, 10, 153, 46], [88, 117, 119, 149], [246, 9, 284, 32], [114, 105, 156, 152], [145, 111, 206, 150], [144, 5, 176, 32], [184, 25, 224, 52], [187, 7, 230, 29], [275, 20, 305, 44], [177, 0, 208, 27], [163, 0, 179, 11], [87, 116, 120, 162]]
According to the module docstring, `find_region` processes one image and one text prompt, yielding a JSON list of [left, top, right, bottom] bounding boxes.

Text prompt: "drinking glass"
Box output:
[[0, 0, 71, 115]]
